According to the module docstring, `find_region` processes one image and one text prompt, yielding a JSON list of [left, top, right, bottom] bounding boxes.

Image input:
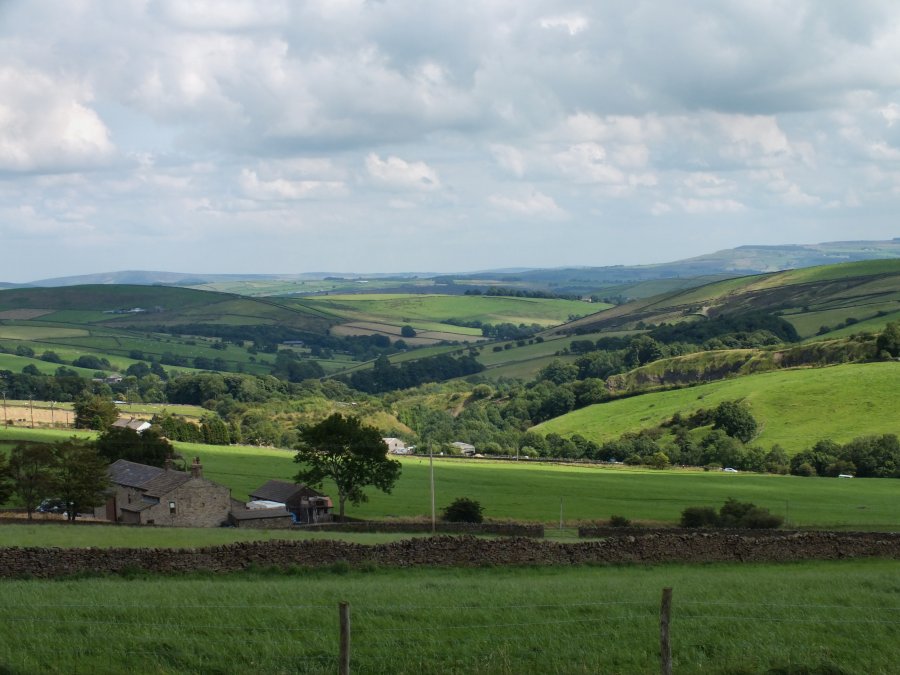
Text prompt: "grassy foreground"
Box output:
[[0, 559, 897, 674]]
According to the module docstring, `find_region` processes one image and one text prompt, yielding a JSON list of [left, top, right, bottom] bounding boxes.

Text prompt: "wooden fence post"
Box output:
[[660, 587, 673, 675], [339, 601, 351, 675]]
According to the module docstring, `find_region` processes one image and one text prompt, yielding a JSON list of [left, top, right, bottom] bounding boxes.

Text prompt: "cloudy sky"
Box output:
[[2, 1, 900, 281]]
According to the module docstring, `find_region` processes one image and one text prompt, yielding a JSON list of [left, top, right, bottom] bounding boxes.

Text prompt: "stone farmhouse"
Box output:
[[97, 458, 231, 527]]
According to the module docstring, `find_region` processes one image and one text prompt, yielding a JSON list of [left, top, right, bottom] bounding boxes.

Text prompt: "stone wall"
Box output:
[[1, 531, 898, 579], [307, 521, 545, 537]]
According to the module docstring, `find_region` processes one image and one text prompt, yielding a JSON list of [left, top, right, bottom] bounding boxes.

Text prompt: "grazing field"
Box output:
[[302, 293, 600, 327], [537, 361, 900, 454], [0, 523, 431, 548], [5, 428, 895, 529], [0, 559, 897, 674]]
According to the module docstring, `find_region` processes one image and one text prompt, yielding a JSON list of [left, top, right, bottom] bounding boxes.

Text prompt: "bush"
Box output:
[[682, 499, 783, 529], [608, 515, 631, 527], [680, 506, 719, 528], [442, 497, 484, 523]]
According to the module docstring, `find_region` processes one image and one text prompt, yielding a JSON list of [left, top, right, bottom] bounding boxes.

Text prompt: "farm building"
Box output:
[[383, 437, 409, 454], [451, 441, 476, 456], [247, 479, 333, 524], [97, 458, 231, 527], [111, 417, 151, 433]]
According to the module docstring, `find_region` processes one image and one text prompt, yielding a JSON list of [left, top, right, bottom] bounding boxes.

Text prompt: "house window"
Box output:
[[169, 501, 176, 515]]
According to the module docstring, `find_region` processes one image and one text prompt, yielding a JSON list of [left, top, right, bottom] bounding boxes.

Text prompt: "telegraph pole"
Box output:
[[2, 390, 7, 429], [430, 445, 436, 534], [50, 400, 55, 427], [29, 394, 34, 429]]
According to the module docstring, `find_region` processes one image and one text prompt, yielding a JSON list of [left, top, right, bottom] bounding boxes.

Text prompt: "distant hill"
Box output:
[[560, 258, 900, 339], [7, 239, 900, 293], [456, 239, 900, 295]]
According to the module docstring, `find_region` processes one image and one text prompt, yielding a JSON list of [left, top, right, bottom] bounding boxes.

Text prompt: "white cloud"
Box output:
[[489, 189, 566, 219], [674, 198, 745, 214], [490, 144, 526, 177], [239, 169, 347, 200], [365, 154, 440, 191], [881, 103, 900, 126], [0, 66, 115, 172], [539, 15, 589, 36]]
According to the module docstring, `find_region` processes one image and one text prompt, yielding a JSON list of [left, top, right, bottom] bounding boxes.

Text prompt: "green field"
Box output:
[[538, 362, 900, 454], [0, 523, 432, 548], [4, 427, 896, 529], [302, 294, 600, 327], [0, 560, 897, 674]]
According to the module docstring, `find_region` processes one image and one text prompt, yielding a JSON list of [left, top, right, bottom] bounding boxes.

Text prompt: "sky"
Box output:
[[2, 1, 900, 282]]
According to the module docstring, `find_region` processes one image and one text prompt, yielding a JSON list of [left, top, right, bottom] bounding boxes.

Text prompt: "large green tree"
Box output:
[[294, 413, 401, 520], [876, 320, 900, 357], [712, 400, 758, 443], [0, 452, 13, 507], [95, 427, 174, 467], [51, 438, 109, 522], [73, 394, 118, 430], [7, 443, 57, 519]]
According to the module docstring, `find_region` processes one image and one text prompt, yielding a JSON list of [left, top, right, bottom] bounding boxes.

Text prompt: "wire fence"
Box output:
[[0, 592, 898, 674]]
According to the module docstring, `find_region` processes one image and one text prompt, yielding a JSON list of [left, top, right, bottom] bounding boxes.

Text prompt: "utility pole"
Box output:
[[430, 445, 436, 534], [2, 390, 7, 429], [29, 394, 34, 429], [50, 400, 55, 427], [559, 497, 564, 531]]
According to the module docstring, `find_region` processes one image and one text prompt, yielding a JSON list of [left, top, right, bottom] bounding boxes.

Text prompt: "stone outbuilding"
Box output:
[[98, 458, 231, 527], [248, 479, 333, 524], [111, 418, 151, 433]]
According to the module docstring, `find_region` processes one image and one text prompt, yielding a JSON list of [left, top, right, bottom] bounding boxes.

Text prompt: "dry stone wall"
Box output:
[[1, 531, 898, 579], [308, 521, 545, 537]]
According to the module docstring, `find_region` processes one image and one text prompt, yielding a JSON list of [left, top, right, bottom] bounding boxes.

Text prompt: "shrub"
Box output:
[[680, 506, 719, 528], [682, 499, 783, 529], [442, 497, 484, 523], [608, 515, 631, 528]]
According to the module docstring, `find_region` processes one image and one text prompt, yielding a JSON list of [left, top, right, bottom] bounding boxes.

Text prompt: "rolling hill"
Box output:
[[535, 361, 900, 454], [559, 259, 900, 339]]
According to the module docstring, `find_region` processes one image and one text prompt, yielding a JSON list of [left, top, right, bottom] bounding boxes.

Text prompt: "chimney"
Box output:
[[164, 457, 173, 472], [191, 456, 203, 479]]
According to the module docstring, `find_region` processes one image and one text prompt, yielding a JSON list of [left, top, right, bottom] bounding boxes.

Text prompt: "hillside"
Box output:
[[560, 259, 900, 339], [535, 361, 900, 454]]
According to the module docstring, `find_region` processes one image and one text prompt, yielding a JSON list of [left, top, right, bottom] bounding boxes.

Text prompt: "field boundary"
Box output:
[[2, 531, 898, 578]]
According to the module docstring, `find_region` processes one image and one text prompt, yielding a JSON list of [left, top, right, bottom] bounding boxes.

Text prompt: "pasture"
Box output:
[[0, 523, 430, 548], [302, 293, 599, 328], [0, 559, 897, 673], [538, 361, 900, 454], [5, 428, 894, 529]]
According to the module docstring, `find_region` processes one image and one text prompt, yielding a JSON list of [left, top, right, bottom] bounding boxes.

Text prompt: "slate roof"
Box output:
[[249, 480, 308, 503], [108, 459, 165, 488], [108, 459, 192, 497], [141, 471, 192, 498]]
